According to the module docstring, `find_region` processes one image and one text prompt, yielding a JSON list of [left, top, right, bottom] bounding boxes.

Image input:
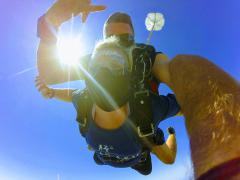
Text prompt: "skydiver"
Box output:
[[36, 0, 181, 175]]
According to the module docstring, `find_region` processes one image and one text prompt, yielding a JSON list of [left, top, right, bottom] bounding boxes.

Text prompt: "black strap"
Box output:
[[130, 44, 157, 141], [131, 90, 154, 138]]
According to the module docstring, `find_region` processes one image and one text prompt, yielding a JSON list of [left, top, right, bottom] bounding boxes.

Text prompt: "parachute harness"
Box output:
[[76, 44, 158, 144], [130, 44, 156, 138]]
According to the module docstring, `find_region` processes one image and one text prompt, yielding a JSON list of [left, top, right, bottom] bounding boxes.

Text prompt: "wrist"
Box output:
[[49, 89, 55, 99], [45, 11, 64, 28]]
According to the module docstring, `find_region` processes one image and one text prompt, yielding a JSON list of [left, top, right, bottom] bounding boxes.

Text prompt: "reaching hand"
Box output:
[[46, 0, 106, 26], [35, 76, 54, 99], [167, 127, 175, 135]]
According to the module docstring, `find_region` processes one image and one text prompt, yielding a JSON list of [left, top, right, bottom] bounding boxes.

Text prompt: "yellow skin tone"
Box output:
[[37, 0, 177, 165], [153, 52, 240, 179]]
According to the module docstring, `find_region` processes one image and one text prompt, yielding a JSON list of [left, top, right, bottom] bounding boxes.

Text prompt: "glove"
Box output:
[[153, 128, 165, 145], [45, 0, 106, 26], [167, 127, 175, 135]]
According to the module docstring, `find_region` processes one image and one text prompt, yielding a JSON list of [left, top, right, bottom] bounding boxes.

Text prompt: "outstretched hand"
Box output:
[[35, 76, 54, 99], [46, 0, 106, 26], [167, 127, 175, 135]]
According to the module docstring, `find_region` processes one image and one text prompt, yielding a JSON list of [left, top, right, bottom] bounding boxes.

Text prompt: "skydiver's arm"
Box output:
[[41, 88, 75, 102], [151, 129, 177, 164], [153, 55, 185, 114], [37, 13, 89, 85], [153, 54, 182, 116], [35, 76, 74, 102], [51, 89, 75, 102], [37, 40, 88, 85], [37, 0, 106, 85], [152, 53, 172, 86]]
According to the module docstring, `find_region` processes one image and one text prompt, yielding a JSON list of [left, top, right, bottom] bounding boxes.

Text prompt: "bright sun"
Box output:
[[57, 34, 84, 66]]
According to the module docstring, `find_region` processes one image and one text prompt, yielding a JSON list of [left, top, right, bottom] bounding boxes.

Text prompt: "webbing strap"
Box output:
[[130, 90, 154, 139], [130, 44, 156, 139]]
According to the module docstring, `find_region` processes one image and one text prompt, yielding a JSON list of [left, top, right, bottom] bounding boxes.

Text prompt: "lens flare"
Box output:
[[57, 34, 84, 66]]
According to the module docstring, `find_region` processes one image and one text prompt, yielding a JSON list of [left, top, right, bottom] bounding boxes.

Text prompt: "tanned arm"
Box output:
[[35, 76, 74, 102], [37, 0, 106, 84], [151, 128, 177, 164], [153, 53, 182, 117], [152, 53, 172, 86]]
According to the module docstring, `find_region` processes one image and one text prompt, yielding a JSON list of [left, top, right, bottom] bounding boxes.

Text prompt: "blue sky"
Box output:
[[0, 0, 239, 179]]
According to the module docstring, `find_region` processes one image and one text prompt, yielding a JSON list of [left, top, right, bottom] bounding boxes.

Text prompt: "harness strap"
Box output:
[[76, 44, 158, 141], [130, 44, 157, 141], [131, 90, 154, 138]]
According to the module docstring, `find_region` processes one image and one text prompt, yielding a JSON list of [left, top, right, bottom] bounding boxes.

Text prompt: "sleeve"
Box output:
[[153, 128, 165, 145], [152, 93, 180, 127], [156, 51, 163, 55], [165, 93, 181, 118]]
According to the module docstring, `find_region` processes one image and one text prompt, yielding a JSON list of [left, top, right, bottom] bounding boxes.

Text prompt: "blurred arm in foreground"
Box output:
[[153, 54, 240, 179], [151, 127, 177, 164]]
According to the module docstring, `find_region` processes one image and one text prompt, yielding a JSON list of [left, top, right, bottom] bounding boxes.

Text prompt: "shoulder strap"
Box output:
[[130, 44, 157, 141], [132, 44, 156, 81]]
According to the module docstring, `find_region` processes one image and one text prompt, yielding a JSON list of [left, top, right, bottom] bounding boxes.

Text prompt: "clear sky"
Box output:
[[0, 0, 239, 180]]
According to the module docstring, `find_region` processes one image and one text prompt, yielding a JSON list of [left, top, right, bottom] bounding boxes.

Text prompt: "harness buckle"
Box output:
[[137, 124, 154, 137], [134, 90, 149, 98]]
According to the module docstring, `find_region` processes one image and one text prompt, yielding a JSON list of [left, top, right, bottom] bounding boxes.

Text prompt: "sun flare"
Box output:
[[57, 34, 84, 66]]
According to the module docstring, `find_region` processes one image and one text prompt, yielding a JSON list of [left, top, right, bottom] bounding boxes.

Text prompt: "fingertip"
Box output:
[[35, 82, 42, 87], [88, 5, 107, 12], [99, 5, 107, 10], [99, 5, 107, 11]]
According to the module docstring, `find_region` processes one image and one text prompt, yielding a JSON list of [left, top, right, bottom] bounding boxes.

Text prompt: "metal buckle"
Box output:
[[78, 117, 87, 127], [137, 123, 154, 137], [134, 90, 149, 98]]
